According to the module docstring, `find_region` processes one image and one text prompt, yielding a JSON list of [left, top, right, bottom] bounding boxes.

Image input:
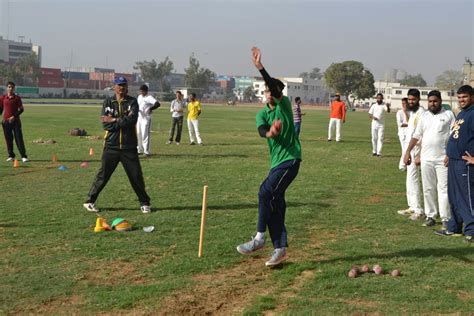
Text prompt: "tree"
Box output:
[[399, 73, 427, 87], [242, 86, 256, 102], [352, 70, 376, 104], [0, 53, 40, 86], [184, 53, 216, 95], [299, 67, 322, 80], [324, 61, 375, 107], [435, 70, 464, 90], [134, 56, 174, 92]]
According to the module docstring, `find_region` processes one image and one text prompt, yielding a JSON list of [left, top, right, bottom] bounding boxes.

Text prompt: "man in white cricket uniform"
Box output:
[[368, 93, 390, 156], [396, 98, 409, 170], [398, 88, 425, 219], [137, 85, 160, 156], [403, 90, 455, 227]]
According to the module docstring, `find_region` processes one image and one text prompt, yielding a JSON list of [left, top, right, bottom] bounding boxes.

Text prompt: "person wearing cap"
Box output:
[[0, 81, 28, 162], [328, 93, 346, 142], [83, 76, 152, 214], [137, 84, 160, 156], [368, 93, 390, 157], [236, 47, 301, 267], [435, 85, 474, 243], [167, 90, 186, 145], [187, 93, 203, 145]]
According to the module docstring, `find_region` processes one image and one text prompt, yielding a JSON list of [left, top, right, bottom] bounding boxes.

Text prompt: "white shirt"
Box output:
[[170, 99, 186, 118], [137, 94, 157, 119], [396, 109, 409, 137], [368, 103, 388, 127], [412, 108, 455, 161]]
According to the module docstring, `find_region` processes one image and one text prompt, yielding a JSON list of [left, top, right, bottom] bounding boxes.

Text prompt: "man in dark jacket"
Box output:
[[83, 76, 151, 213]]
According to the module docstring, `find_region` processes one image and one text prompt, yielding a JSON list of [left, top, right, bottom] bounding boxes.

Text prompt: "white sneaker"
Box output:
[[397, 208, 414, 215], [166, 141, 172, 144], [83, 203, 99, 213], [175, 142, 180, 145], [6, 157, 13, 162], [141, 205, 151, 214], [265, 248, 288, 266], [22, 157, 29, 163]]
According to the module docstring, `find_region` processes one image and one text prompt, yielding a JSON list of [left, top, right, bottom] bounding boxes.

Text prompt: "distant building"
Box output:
[[253, 77, 330, 104], [0, 36, 41, 65], [233, 76, 256, 101], [463, 59, 474, 86], [353, 80, 459, 110]]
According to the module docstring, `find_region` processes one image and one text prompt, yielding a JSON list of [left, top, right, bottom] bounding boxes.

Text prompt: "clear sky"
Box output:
[[1, 0, 473, 84]]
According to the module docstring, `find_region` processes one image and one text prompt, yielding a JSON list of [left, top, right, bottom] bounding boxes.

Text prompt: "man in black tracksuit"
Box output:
[[83, 76, 151, 214]]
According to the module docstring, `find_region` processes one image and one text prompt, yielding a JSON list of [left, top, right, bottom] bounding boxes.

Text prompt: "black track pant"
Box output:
[[2, 119, 27, 158], [87, 147, 150, 205]]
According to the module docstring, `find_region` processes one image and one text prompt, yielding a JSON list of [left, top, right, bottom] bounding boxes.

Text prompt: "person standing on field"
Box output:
[[368, 93, 390, 157], [83, 76, 152, 214], [0, 81, 28, 162], [187, 93, 203, 145], [396, 98, 409, 170], [328, 93, 346, 142], [293, 96, 305, 137], [136, 84, 160, 156], [167, 90, 186, 145]]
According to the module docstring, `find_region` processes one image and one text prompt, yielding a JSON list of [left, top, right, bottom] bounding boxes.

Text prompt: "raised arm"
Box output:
[[251, 47, 283, 100]]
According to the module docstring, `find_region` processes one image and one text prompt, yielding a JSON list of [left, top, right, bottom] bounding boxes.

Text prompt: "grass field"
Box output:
[[1, 101, 473, 314]]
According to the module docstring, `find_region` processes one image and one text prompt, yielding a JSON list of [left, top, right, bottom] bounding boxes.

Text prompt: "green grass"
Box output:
[[0, 102, 472, 314]]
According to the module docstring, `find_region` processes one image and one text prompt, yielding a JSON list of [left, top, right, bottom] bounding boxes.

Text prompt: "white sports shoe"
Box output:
[[141, 205, 151, 214], [6, 157, 13, 162], [22, 157, 29, 162], [265, 248, 288, 267], [83, 203, 99, 213]]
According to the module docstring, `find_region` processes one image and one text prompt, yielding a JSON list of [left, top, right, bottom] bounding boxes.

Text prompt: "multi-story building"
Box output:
[[354, 80, 459, 110], [0, 36, 41, 65], [233, 76, 256, 101], [253, 77, 330, 104]]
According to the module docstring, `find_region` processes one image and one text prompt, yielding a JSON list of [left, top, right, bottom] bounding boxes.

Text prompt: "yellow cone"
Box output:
[[13, 159, 19, 168], [94, 217, 105, 232]]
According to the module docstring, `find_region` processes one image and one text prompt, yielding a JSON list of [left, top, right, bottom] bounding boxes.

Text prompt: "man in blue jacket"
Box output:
[[84, 76, 151, 214], [435, 85, 474, 243]]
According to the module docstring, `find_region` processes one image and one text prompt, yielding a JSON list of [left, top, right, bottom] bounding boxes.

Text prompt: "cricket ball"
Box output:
[[360, 264, 370, 273], [373, 265, 383, 275], [348, 268, 358, 278], [391, 269, 401, 277]]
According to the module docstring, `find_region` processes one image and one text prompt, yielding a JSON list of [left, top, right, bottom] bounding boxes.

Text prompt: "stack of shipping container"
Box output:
[[38, 68, 64, 88]]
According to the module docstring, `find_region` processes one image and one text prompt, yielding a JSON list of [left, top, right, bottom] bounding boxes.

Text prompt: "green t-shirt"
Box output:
[[256, 96, 302, 169]]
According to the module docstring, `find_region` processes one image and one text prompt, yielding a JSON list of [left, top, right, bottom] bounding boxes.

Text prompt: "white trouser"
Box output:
[[406, 148, 423, 214], [420, 159, 451, 221], [328, 118, 342, 141], [137, 116, 152, 154], [398, 133, 408, 170], [371, 122, 385, 155], [187, 119, 202, 144]]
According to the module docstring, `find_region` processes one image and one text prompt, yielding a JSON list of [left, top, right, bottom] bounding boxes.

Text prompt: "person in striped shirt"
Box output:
[[293, 97, 305, 137]]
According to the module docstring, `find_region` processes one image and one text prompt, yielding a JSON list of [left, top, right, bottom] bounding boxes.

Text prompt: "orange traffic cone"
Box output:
[[89, 147, 94, 156], [94, 217, 105, 233], [52, 154, 57, 163], [13, 159, 19, 168]]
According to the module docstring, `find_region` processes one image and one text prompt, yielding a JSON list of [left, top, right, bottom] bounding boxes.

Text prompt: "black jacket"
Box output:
[[102, 95, 138, 150]]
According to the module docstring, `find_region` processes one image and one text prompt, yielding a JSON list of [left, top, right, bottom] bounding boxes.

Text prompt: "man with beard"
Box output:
[[368, 93, 390, 156], [403, 90, 455, 228], [397, 89, 425, 219], [435, 85, 474, 243]]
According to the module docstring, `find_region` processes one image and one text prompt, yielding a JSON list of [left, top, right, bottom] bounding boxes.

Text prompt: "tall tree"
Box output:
[[435, 70, 464, 90], [324, 61, 375, 107], [352, 70, 376, 103], [299, 67, 322, 80], [399, 73, 427, 87], [0, 53, 40, 85], [184, 53, 216, 95], [242, 86, 256, 102], [134, 56, 174, 92]]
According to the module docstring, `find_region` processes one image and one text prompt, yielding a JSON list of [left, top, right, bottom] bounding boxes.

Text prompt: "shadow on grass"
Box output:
[[145, 153, 249, 159], [102, 201, 332, 212], [313, 247, 474, 264], [29, 159, 101, 162]]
